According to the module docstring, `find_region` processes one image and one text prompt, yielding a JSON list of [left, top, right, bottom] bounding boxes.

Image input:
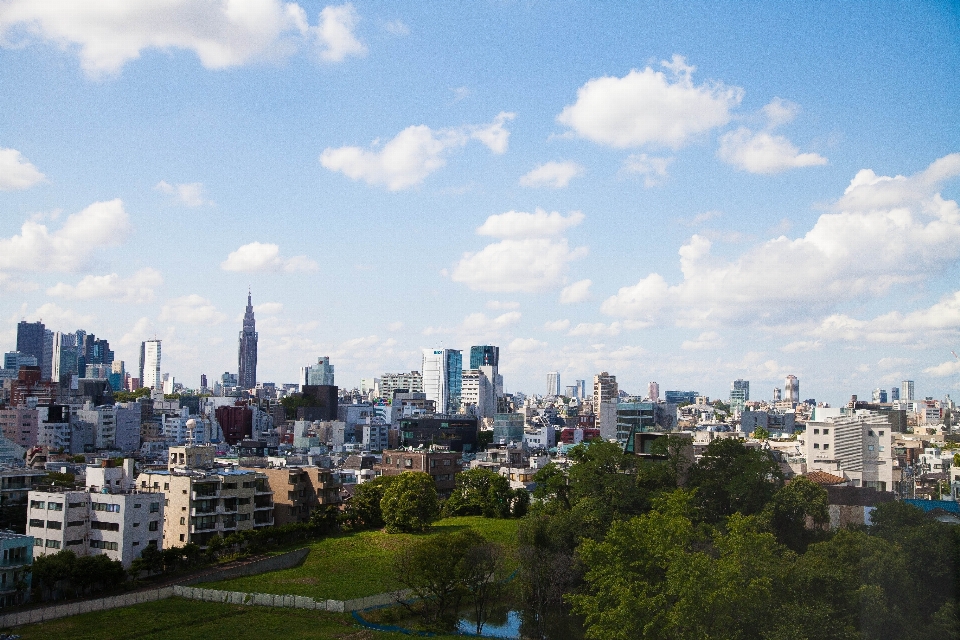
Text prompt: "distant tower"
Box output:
[[238, 291, 258, 389], [900, 380, 914, 402], [648, 382, 660, 401], [730, 379, 750, 413], [140, 339, 161, 389], [546, 371, 561, 397], [773, 387, 782, 402], [784, 375, 799, 403], [890, 387, 900, 402]]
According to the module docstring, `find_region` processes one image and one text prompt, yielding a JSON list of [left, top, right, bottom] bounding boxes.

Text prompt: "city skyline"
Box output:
[[1, 2, 959, 403]]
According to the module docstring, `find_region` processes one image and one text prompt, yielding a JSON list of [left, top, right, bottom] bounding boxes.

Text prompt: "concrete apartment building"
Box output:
[[0, 407, 37, 447], [374, 449, 464, 496], [139, 445, 274, 548], [803, 409, 895, 491], [27, 460, 164, 568], [240, 466, 342, 526]]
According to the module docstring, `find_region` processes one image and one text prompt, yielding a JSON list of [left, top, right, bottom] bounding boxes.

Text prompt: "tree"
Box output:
[[762, 476, 829, 552], [443, 467, 513, 518], [130, 544, 164, 577], [381, 472, 440, 533], [341, 475, 396, 531], [685, 437, 784, 522]]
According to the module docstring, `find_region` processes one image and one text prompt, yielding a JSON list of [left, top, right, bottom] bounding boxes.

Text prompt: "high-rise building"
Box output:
[[576, 380, 587, 399], [890, 387, 900, 402], [380, 371, 423, 399], [51, 331, 79, 382], [872, 388, 888, 403], [299, 357, 334, 388], [238, 291, 258, 389], [469, 345, 499, 369], [200, 374, 208, 389], [730, 379, 750, 413], [773, 387, 782, 401], [422, 349, 462, 414], [648, 382, 660, 401], [140, 340, 161, 389], [784, 375, 799, 403], [593, 372, 618, 440], [900, 380, 914, 402], [79, 334, 113, 377], [461, 369, 495, 418], [546, 371, 561, 397], [15, 321, 44, 377]]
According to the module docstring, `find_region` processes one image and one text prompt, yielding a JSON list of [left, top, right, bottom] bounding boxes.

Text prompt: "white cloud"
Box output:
[[486, 300, 520, 310], [315, 3, 365, 62], [544, 320, 570, 332], [159, 295, 226, 325], [476, 209, 584, 239], [717, 127, 827, 174], [557, 55, 743, 149], [781, 340, 822, 353], [452, 209, 587, 292], [451, 86, 471, 102], [47, 268, 163, 303], [254, 302, 284, 315], [682, 210, 722, 226], [601, 155, 960, 328], [220, 242, 318, 273], [810, 290, 960, 344], [762, 97, 800, 129], [320, 112, 515, 190], [621, 154, 673, 187], [925, 360, 960, 377], [0, 274, 38, 292], [0, 199, 130, 272], [0, 0, 315, 77], [0, 148, 45, 190], [560, 279, 592, 304], [519, 161, 583, 188], [383, 20, 409, 36], [155, 181, 212, 207], [681, 331, 724, 350], [509, 338, 547, 352], [23, 302, 95, 329], [568, 322, 621, 337], [422, 312, 521, 342]]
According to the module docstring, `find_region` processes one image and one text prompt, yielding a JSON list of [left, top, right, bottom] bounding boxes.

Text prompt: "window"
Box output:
[[141, 481, 147, 488], [823, 429, 829, 435], [430, 459, 436, 468], [66, 539, 83, 547], [92, 503, 120, 513], [68, 502, 83, 508], [133, 541, 139, 547], [179, 534, 185, 542], [823, 444, 830, 450], [404, 458, 412, 468], [47, 503, 63, 511], [868, 445, 875, 451], [238, 497, 251, 505], [28, 519, 43, 528], [238, 513, 250, 521], [46, 521, 62, 530], [868, 430, 874, 436], [67, 520, 84, 527], [443, 459, 451, 466], [90, 540, 118, 551], [29, 500, 44, 510], [813, 429, 819, 435], [91, 521, 120, 532], [223, 483, 237, 490], [45, 540, 60, 549], [134, 503, 141, 509], [180, 517, 185, 525], [814, 443, 820, 449], [879, 446, 885, 452], [133, 522, 139, 527], [879, 431, 885, 436], [150, 502, 160, 513], [149, 521, 159, 531], [33, 538, 42, 547], [163, 483, 169, 490]]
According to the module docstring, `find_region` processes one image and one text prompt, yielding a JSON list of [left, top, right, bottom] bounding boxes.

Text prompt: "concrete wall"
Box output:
[[181, 547, 310, 585]]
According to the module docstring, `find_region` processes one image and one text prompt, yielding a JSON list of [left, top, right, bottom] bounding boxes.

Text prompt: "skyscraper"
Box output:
[[901, 380, 914, 402], [546, 371, 561, 397], [238, 291, 258, 389], [784, 375, 799, 403], [16, 321, 44, 376], [299, 357, 334, 388], [648, 382, 660, 401], [890, 387, 900, 402], [730, 379, 750, 413], [469, 345, 499, 368], [422, 348, 462, 414], [593, 372, 619, 440], [140, 339, 161, 389]]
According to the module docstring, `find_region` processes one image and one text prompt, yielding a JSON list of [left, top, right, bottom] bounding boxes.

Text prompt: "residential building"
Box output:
[[0, 407, 37, 448], [299, 356, 334, 388], [730, 379, 749, 414], [422, 349, 462, 414], [238, 291, 258, 389], [374, 449, 464, 496], [546, 371, 560, 397], [379, 371, 423, 399], [784, 375, 800, 404], [140, 340, 161, 390], [890, 387, 900, 401], [27, 460, 163, 568], [648, 382, 660, 401], [461, 368, 495, 418], [594, 372, 618, 439], [0, 531, 33, 607], [239, 466, 342, 526], [215, 405, 253, 444], [803, 410, 895, 491], [396, 415, 478, 452], [901, 380, 915, 402], [361, 421, 390, 451]]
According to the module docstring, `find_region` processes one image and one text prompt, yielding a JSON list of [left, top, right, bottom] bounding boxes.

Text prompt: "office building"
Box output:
[[890, 387, 900, 402], [469, 345, 499, 369], [461, 369, 495, 418], [594, 372, 618, 440], [730, 379, 750, 413], [901, 380, 915, 402], [375, 450, 464, 496], [380, 371, 423, 399], [664, 390, 699, 404], [51, 332, 79, 382], [140, 340, 161, 390], [422, 349, 462, 414], [238, 291, 258, 389], [239, 466, 342, 526], [804, 410, 894, 491], [648, 382, 660, 401], [28, 460, 163, 568], [546, 371, 560, 397], [773, 387, 782, 402], [872, 388, 888, 403], [396, 414, 478, 452], [784, 375, 800, 403], [299, 357, 334, 388], [0, 531, 32, 607], [15, 321, 45, 380]]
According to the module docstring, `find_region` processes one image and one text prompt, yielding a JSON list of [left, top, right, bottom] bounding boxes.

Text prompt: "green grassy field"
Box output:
[[9, 597, 461, 640], [203, 516, 519, 601]]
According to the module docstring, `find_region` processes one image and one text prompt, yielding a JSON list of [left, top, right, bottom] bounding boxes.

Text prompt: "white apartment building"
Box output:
[[27, 460, 164, 568], [803, 410, 894, 491], [379, 372, 423, 400], [141, 340, 161, 390], [361, 422, 390, 451], [461, 369, 495, 419]]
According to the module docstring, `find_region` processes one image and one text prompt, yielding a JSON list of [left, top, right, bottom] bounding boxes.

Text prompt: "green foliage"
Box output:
[[113, 387, 151, 402], [279, 394, 323, 420], [752, 426, 771, 440], [685, 437, 784, 523], [511, 487, 530, 518], [761, 477, 829, 552], [33, 550, 126, 600], [381, 471, 440, 533], [477, 429, 494, 450], [443, 467, 513, 518], [340, 475, 396, 531], [44, 471, 77, 486]]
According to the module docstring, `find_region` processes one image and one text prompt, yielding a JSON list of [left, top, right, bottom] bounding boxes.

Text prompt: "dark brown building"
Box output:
[[215, 404, 253, 444], [374, 449, 464, 496], [243, 466, 342, 525]]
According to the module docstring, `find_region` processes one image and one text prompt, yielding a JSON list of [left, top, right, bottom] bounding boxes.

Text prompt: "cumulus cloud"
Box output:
[[544, 320, 570, 332], [452, 210, 587, 293], [23, 302, 95, 328], [621, 153, 673, 186], [320, 112, 515, 190], [681, 331, 724, 350], [47, 268, 163, 303], [925, 359, 960, 377], [315, 3, 365, 62], [383, 20, 409, 36], [519, 161, 583, 188], [809, 290, 960, 344], [560, 279, 592, 304], [159, 294, 227, 324], [509, 337, 547, 352], [781, 340, 822, 353], [0, 148, 45, 190], [155, 181, 212, 207], [717, 98, 827, 174], [601, 155, 960, 328], [0, 0, 318, 77], [568, 322, 621, 337], [422, 312, 521, 342], [557, 55, 743, 149], [0, 199, 130, 273], [220, 242, 318, 273]]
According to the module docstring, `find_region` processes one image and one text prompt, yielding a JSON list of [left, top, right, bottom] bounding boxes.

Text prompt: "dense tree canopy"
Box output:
[[381, 471, 440, 533]]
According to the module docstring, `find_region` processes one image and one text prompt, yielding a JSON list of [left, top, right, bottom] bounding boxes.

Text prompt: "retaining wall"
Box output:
[[180, 547, 311, 585]]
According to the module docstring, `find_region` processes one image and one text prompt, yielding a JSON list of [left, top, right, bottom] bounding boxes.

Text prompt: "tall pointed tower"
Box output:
[[238, 289, 258, 389]]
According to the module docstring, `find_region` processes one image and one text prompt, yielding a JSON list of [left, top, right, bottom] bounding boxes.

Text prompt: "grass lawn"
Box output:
[[203, 516, 519, 601], [9, 597, 460, 640]]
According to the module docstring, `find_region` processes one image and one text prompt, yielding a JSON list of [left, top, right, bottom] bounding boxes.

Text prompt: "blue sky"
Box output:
[[1, 1, 959, 404]]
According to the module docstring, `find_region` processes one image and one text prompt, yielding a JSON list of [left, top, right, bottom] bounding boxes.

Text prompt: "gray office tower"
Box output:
[[238, 291, 258, 389], [470, 345, 499, 368], [16, 321, 45, 378]]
